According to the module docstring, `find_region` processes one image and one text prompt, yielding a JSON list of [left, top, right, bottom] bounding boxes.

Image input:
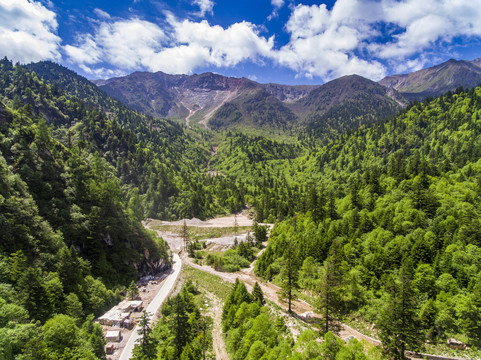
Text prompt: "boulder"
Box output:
[[447, 338, 466, 350]]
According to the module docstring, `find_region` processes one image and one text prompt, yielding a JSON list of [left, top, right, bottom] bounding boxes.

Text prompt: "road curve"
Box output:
[[119, 253, 182, 360]]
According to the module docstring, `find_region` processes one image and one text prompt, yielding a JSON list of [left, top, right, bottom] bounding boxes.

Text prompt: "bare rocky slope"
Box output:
[[94, 71, 403, 134], [94, 71, 315, 126], [380, 58, 481, 101]]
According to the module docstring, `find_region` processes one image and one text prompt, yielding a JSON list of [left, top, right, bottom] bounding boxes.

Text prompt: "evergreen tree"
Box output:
[[127, 280, 139, 300], [252, 282, 265, 305], [279, 238, 298, 313], [317, 241, 346, 334], [182, 219, 190, 255], [378, 265, 423, 359], [253, 221, 267, 248], [172, 294, 190, 358], [132, 311, 158, 360]]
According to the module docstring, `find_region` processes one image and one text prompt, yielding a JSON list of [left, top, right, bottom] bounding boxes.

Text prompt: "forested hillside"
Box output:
[[3, 53, 481, 359], [254, 86, 481, 349], [1, 59, 248, 220], [0, 91, 169, 358]]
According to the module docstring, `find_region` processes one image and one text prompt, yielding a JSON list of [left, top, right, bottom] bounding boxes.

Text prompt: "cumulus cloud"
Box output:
[[273, 0, 481, 80], [192, 0, 214, 17], [374, 0, 481, 60], [273, 0, 387, 80], [0, 0, 61, 63], [63, 0, 481, 81], [65, 15, 273, 76], [65, 19, 165, 71]]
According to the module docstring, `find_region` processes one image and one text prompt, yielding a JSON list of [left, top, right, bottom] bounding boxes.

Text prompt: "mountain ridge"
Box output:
[[93, 70, 316, 127], [380, 58, 481, 101], [93, 70, 402, 135]]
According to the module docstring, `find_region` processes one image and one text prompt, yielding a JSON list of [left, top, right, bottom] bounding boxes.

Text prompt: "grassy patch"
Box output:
[[183, 265, 233, 300]]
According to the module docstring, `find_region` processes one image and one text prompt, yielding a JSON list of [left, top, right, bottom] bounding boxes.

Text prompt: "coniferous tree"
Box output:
[[127, 280, 139, 300], [132, 311, 158, 360], [182, 219, 190, 254], [172, 294, 190, 358], [253, 221, 267, 248], [378, 265, 423, 360], [279, 238, 298, 313], [317, 241, 346, 334], [252, 282, 265, 305]]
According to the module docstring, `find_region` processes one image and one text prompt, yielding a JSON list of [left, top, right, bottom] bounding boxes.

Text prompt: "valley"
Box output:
[[146, 214, 467, 360], [1, 55, 481, 360]]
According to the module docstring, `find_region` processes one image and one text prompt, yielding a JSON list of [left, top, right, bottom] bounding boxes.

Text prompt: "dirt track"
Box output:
[[144, 215, 462, 360], [204, 291, 229, 360], [144, 214, 369, 344]]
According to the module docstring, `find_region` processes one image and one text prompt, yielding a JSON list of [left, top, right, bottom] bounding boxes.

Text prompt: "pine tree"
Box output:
[[172, 294, 190, 358], [182, 219, 190, 254], [317, 241, 346, 334], [378, 265, 423, 359], [127, 280, 139, 300], [252, 282, 265, 305], [234, 214, 238, 237], [279, 238, 298, 313], [253, 221, 267, 248], [132, 311, 158, 359]]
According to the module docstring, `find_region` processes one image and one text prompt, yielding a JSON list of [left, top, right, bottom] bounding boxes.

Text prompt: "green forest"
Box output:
[[1, 56, 481, 359]]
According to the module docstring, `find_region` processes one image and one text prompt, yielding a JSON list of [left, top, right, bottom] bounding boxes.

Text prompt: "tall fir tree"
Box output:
[[132, 311, 158, 360], [279, 237, 298, 313], [378, 264, 423, 360], [317, 241, 346, 334], [252, 282, 265, 305]]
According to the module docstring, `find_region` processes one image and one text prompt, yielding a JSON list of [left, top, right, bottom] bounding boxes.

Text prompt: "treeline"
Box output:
[[254, 86, 481, 353]]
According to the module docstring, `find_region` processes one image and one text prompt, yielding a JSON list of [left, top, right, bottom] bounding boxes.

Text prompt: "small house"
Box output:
[[105, 330, 121, 343]]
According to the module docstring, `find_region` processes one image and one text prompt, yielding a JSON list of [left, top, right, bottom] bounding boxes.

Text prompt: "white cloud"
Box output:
[[192, 0, 214, 17], [79, 64, 125, 78], [274, 0, 387, 80], [0, 0, 61, 63], [170, 18, 273, 68], [65, 34, 102, 65], [65, 18, 165, 71], [65, 15, 273, 76], [93, 8, 110, 19], [273, 0, 481, 80], [376, 0, 481, 60], [271, 0, 284, 10], [64, 0, 481, 81], [268, 0, 285, 20]]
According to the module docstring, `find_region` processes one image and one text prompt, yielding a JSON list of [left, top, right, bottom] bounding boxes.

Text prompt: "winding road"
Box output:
[[118, 253, 182, 360]]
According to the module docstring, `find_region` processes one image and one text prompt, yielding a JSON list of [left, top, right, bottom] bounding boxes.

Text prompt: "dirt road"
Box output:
[[204, 291, 230, 360], [143, 216, 463, 360]]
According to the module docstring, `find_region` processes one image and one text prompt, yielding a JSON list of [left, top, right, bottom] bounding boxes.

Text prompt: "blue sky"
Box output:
[[2, 0, 481, 85]]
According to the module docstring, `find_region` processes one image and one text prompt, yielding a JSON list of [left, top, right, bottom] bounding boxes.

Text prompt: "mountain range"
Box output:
[[94, 57, 481, 135]]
